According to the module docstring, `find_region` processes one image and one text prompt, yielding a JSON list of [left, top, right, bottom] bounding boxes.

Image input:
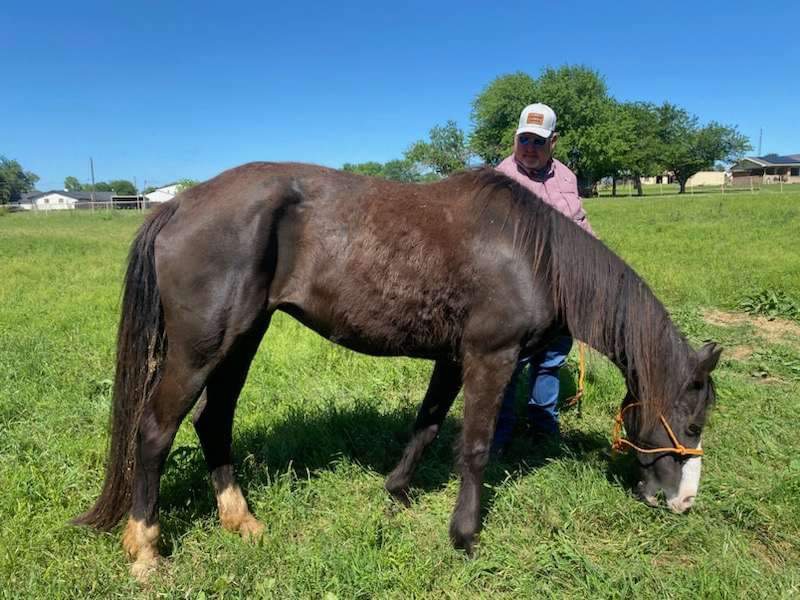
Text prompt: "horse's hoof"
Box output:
[[449, 526, 476, 557], [130, 555, 159, 582], [238, 516, 265, 541], [386, 486, 411, 508]]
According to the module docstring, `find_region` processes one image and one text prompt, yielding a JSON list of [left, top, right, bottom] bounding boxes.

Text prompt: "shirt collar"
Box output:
[[514, 158, 555, 182]]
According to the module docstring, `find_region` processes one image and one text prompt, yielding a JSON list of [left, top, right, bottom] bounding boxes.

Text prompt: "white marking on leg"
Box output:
[[211, 465, 264, 539], [122, 517, 160, 581], [667, 443, 702, 513]]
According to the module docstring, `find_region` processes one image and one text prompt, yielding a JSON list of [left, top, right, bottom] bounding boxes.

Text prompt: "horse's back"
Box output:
[[153, 162, 538, 359]]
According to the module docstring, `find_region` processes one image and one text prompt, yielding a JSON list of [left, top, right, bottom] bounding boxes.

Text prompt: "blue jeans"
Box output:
[[493, 336, 573, 448]]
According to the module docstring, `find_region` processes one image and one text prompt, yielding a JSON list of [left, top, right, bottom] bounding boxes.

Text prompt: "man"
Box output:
[[492, 103, 595, 451]]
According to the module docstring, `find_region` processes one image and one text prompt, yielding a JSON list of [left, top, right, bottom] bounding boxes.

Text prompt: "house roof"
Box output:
[[29, 190, 117, 202], [732, 154, 800, 170]]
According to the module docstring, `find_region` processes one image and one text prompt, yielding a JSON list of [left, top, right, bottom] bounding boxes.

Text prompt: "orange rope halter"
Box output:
[[565, 342, 587, 413], [611, 402, 704, 457], [562, 344, 699, 457]]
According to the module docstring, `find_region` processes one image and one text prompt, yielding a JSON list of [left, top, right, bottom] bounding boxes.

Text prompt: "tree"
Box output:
[[176, 179, 199, 193], [534, 66, 617, 190], [655, 103, 751, 193], [342, 159, 424, 182], [405, 121, 472, 176], [469, 66, 617, 192], [109, 180, 137, 195], [381, 159, 422, 182], [615, 102, 662, 196], [342, 161, 385, 177], [0, 156, 39, 204], [470, 72, 537, 165], [64, 176, 83, 192]]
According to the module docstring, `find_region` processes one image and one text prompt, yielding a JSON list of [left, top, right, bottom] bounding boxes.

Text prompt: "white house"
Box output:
[[686, 171, 726, 186], [32, 192, 78, 210], [25, 191, 116, 210], [145, 184, 180, 204]]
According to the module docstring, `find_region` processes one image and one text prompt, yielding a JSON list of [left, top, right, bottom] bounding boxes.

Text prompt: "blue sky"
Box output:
[[2, 0, 798, 191]]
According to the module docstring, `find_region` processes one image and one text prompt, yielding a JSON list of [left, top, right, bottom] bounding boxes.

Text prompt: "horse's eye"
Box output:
[[687, 424, 701, 437]]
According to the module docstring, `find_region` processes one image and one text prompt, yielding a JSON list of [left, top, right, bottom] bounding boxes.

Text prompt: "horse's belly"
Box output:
[[278, 296, 458, 359]]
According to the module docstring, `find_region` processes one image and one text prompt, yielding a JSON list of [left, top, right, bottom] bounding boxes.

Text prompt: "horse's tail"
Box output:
[[73, 201, 179, 530]]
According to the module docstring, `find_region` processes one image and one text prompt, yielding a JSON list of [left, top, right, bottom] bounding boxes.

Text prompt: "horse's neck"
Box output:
[[546, 229, 691, 401]]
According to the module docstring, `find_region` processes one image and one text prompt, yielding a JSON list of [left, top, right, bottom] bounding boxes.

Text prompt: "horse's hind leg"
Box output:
[[192, 314, 271, 539], [385, 359, 461, 504], [123, 348, 210, 580], [449, 347, 517, 555]]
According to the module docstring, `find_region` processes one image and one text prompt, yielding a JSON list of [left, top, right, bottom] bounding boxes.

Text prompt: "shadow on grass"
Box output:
[[157, 387, 613, 547]]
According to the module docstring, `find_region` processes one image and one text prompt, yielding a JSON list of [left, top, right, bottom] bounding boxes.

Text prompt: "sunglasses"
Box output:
[[518, 136, 548, 147]]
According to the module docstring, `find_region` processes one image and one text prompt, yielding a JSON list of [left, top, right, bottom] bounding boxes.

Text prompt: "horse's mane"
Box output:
[[465, 168, 694, 431]]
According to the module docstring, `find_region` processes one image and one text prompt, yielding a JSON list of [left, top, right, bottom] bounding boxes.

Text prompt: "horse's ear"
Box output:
[[694, 342, 723, 383]]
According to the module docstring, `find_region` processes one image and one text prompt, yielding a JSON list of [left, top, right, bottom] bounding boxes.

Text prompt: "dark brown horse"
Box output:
[[74, 162, 721, 578]]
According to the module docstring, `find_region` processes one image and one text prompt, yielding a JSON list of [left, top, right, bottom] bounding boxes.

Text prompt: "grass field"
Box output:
[[1, 189, 799, 598]]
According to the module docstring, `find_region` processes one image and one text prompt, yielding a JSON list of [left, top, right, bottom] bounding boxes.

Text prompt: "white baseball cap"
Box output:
[[516, 103, 557, 138]]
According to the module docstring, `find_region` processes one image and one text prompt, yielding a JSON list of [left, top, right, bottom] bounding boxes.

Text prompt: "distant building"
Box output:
[[640, 173, 675, 185], [686, 171, 726, 186], [12, 190, 142, 210], [730, 154, 800, 185], [640, 171, 726, 186], [12, 190, 43, 210], [145, 184, 180, 204]]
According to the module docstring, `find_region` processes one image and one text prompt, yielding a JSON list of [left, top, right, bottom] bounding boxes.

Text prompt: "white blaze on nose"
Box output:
[[667, 443, 702, 513]]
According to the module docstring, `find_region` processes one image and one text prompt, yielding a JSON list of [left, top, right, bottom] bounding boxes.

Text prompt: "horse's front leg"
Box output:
[[385, 359, 462, 505], [449, 347, 517, 555]]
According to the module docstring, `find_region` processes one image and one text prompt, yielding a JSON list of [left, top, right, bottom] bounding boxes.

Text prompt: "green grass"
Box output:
[[1, 194, 799, 598]]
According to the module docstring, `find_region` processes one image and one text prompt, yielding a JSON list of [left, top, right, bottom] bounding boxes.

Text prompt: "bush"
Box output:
[[739, 289, 800, 321]]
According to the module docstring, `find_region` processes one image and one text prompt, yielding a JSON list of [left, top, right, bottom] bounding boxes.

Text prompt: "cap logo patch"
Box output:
[[527, 112, 545, 125]]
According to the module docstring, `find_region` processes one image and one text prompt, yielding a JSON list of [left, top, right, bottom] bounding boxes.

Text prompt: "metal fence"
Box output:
[[15, 200, 158, 213]]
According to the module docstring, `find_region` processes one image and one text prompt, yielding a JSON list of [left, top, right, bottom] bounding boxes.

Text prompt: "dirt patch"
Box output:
[[704, 309, 800, 345], [725, 345, 754, 361]]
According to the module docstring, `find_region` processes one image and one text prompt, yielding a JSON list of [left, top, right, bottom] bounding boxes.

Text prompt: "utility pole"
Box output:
[[758, 129, 762, 156], [90, 157, 96, 203]]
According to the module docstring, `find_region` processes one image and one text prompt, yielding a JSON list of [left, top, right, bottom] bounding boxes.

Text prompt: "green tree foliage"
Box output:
[[655, 103, 751, 193], [405, 120, 472, 176], [470, 72, 537, 165], [613, 102, 663, 195], [469, 66, 619, 190], [63, 177, 136, 195], [534, 66, 617, 187], [468, 67, 751, 195], [108, 180, 137, 195], [342, 159, 423, 182], [381, 159, 423, 182], [342, 161, 385, 177], [0, 156, 39, 204], [176, 179, 199, 193], [64, 176, 83, 192]]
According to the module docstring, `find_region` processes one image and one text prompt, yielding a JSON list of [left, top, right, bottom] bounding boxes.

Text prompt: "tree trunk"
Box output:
[[612, 177, 617, 197], [634, 176, 643, 196], [678, 177, 687, 193]]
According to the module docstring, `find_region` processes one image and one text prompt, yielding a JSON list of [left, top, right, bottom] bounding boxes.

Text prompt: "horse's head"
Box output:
[[620, 342, 722, 513]]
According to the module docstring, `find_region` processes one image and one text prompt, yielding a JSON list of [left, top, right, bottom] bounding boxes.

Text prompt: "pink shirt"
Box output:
[[495, 155, 595, 236]]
